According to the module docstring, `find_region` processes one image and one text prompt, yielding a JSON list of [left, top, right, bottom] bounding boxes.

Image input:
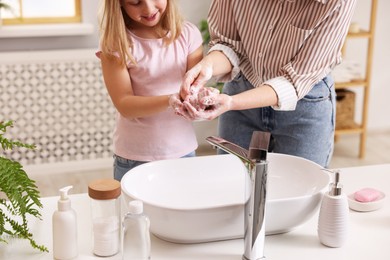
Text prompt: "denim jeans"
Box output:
[[218, 73, 335, 168], [113, 151, 196, 181]]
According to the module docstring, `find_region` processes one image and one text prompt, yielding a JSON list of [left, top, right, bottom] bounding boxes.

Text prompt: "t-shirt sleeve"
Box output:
[[183, 21, 203, 54]]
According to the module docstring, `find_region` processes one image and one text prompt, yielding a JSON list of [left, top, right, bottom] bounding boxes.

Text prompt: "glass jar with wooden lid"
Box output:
[[88, 179, 121, 257]]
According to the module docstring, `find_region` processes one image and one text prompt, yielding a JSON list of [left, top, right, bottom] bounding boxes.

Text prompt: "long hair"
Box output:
[[98, 0, 183, 66]]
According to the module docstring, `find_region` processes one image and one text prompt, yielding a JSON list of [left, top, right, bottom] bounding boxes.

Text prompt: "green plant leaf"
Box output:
[[199, 19, 210, 45], [0, 120, 48, 252], [0, 0, 12, 11]]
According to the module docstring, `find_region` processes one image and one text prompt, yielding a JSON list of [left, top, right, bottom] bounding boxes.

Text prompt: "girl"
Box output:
[[97, 0, 204, 181]]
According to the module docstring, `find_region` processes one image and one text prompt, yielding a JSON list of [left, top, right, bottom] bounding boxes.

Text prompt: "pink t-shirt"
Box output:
[[113, 21, 202, 161]]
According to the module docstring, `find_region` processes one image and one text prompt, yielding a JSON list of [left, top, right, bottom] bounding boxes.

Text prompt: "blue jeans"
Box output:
[[218, 73, 335, 168], [113, 151, 196, 181]]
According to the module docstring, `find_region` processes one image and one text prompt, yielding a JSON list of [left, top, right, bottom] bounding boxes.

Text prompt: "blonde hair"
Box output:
[[98, 0, 183, 66]]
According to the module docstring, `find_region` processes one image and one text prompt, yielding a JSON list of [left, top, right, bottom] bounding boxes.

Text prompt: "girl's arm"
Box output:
[[100, 54, 172, 119]]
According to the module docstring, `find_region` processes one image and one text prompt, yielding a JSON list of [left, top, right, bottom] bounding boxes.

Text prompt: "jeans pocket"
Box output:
[[223, 73, 251, 95], [113, 155, 146, 181], [232, 72, 243, 83], [302, 78, 332, 103], [114, 159, 128, 169]]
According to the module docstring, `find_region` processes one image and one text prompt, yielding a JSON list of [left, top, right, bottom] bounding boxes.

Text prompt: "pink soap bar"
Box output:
[[354, 188, 381, 202]]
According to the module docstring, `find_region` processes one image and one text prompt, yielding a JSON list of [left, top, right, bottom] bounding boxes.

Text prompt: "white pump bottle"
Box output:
[[52, 185, 78, 259]]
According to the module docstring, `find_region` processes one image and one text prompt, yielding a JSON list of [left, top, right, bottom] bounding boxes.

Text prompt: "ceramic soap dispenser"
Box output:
[[318, 170, 349, 247]]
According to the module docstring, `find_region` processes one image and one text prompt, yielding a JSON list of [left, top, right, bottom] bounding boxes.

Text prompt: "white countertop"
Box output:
[[1, 164, 389, 260]]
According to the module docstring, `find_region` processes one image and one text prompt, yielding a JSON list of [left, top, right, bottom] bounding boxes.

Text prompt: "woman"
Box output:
[[179, 0, 357, 167]]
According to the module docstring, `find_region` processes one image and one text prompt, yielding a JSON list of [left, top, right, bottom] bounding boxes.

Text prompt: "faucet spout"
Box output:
[[205, 136, 251, 165], [206, 132, 270, 260]]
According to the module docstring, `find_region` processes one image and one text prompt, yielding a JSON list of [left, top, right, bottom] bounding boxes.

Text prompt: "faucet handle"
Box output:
[[248, 148, 268, 162], [248, 131, 271, 161]]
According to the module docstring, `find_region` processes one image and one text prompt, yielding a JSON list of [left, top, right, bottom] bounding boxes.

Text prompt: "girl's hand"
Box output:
[[183, 93, 233, 121], [185, 85, 220, 111], [168, 93, 193, 120]]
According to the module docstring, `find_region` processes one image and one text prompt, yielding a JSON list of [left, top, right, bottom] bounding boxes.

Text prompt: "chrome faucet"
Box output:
[[206, 131, 271, 260]]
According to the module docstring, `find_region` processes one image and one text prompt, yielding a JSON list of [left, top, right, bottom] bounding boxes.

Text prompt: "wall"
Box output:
[[365, 0, 390, 130], [344, 0, 390, 131], [0, 0, 100, 51], [0, 0, 211, 52], [0, 0, 389, 131]]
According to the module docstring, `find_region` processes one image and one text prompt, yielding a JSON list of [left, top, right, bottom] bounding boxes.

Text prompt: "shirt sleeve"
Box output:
[[207, 0, 245, 82]]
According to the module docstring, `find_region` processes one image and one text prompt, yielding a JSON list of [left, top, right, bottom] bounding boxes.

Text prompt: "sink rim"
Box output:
[[121, 153, 330, 210], [121, 154, 248, 211]]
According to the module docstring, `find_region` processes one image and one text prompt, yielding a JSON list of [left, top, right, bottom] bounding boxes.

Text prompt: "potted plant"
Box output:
[[0, 120, 48, 252], [0, 1, 10, 10], [199, 19, 210, 45]]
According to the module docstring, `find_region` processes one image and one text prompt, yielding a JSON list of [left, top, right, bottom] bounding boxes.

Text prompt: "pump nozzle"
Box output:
[[60, 186, 73, 200], [57, 186, 73, 211], [330, 171, 342, 196]]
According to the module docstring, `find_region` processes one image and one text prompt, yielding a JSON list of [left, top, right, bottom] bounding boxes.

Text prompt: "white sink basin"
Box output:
[[121, 153, 330, 243]]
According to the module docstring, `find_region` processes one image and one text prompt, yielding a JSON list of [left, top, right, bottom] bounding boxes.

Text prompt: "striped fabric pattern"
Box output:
[[208, 0, 357, 110]]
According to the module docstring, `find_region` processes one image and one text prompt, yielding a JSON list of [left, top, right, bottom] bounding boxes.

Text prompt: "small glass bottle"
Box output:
[[88, 179, 121, 256], [122, 200, 151, 260]]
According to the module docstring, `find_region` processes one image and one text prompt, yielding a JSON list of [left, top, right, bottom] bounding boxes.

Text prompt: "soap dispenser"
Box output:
[[53, 185, 78, 259], [318, 171, 349, 248]]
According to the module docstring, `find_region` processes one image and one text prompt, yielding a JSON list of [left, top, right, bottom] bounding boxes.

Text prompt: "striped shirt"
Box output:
[[208, 0, 357, 110]]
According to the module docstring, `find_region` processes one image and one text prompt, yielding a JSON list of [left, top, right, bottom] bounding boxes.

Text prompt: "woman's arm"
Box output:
[[180, 50, 232, 99], [184, 84, 278, 121], [100, 54, 171, 119], [186, 45, 204, 71]]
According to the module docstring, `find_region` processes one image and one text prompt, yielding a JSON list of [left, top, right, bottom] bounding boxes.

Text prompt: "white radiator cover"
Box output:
[[0, 49, 116, 173]]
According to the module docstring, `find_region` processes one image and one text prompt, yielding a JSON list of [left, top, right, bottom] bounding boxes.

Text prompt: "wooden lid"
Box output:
[[88, 179, 121, 200]]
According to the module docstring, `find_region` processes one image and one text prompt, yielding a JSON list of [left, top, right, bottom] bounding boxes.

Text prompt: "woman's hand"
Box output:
[[181, 50, 233, 100], [180, 60, 213, 100], [178, 51, 235, 120], [183, 93, 233, 121], [184, 85, 219, 110], [172, 86, 223, 121]]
